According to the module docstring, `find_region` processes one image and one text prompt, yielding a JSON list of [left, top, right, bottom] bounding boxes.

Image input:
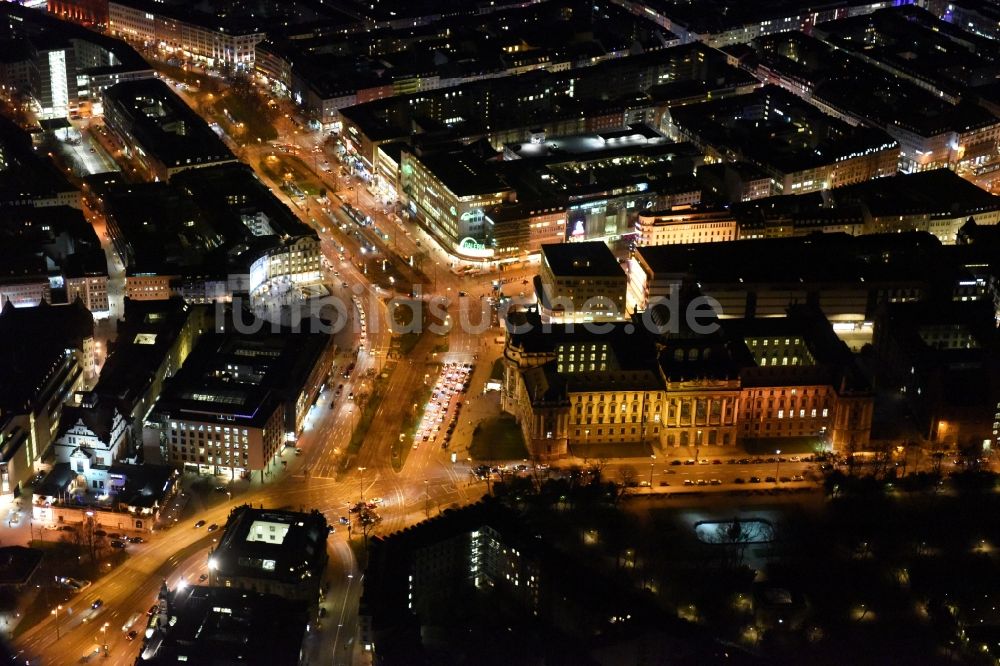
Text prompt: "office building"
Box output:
[[94, 298, 206, 458], [208, 505, 329, 602], [108, 0, 265, 72], [537, 241, 628, 321], [666, 85, 900, 195], [146, 322, 333, 479], [0, 299, 94, 496], [105, 165, 320, 304], [631, 232, 945, 322], [1, 2, 152, 118], [636, 206, 739, 246], [874, 300, 1000, 450], [139, 582, 308, 665], [614, 0, 907, 47], [102, 78, 237, 181], [0, 116, 79, 208], [0, 205, 109, 315]]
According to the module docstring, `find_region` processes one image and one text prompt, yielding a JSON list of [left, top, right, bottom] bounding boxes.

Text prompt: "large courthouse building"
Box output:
[[500, 304, 872, 459]]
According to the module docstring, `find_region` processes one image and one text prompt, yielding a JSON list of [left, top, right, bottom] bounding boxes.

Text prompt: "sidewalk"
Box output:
[[557, 444, 764, 468]]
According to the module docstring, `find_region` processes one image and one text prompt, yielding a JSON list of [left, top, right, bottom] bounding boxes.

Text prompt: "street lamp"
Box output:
[[51, 605, 63, 640], [100, 621, 110, 656], [775, 450, 781, 482], [358, 466, 366, 504], [649, 454, 656, 487]]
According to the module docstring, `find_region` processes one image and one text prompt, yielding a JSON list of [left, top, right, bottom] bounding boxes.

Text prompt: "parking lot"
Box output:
[[413, 362, 473, 451]]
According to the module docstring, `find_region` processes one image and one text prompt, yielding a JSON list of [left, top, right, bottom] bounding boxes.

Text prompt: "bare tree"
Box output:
[[588, 458, 609, 478], [715, 517, 755, 569], [617, 465, 638, 489], [871, 442, 893, 479], [566, 465, 584, 490]]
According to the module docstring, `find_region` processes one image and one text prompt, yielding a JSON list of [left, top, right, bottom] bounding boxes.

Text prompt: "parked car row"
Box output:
[[414, 362, 473, 450]]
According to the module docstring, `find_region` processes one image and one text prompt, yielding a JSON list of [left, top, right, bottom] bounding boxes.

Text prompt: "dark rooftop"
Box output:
[[102, 78, 235, 173], [635, 231, 943, 286], [0, 547, 43, 587], [405, 147, 509, 197], [0, 299, 93, 411], [151, 325, 330, 428], [541, 241, 624, 278], [95, 298, 196, 410], [139, 584, 307, 665], [212, 505, 329, 585]]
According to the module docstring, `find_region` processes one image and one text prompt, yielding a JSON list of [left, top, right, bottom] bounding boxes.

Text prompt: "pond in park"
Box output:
[[695, 518, 775, 544]]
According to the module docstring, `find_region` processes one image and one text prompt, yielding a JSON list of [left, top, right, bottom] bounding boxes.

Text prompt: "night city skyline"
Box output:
[[1, 0, 1000, 664]]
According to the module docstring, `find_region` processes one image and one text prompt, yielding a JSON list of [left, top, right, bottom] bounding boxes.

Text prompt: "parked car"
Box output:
[[126, 630, 138, 641], [110, 539, 127, 549], [128, 536, 144, 544], [207, 523, 218, 532], [194, 520, 206, 528], [91, 599, 103, 610]]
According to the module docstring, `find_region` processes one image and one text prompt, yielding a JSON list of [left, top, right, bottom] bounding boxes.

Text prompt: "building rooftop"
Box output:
[[634, 0, 891, 36], [815, 6, 1000, 101], [102, 78, 235, 172], [340, 42, 747, 146], [211, 505, 329, 586], [828, 168, 1000, 219], [109, 0, 269, 36], [139, 584, 308, 665], [752, 31, 1000, 138], [275, 1, 675, 100], [95, 298, 195, 409], [0, 117, 77, 206], [669, 85, 898, 176], [0, 547, 43, 587], [541, 241, 624, 278], [103, 182, 220, 277], [0, 299, 93, 411], [172, 163, 317, 243], [0, 2, 150, 74], [405, 147, 510, 198], [151, 325, 329, 428], [0, 205, 107, 284], [505, 124, 667, 160], [635, 231, 943, 287]]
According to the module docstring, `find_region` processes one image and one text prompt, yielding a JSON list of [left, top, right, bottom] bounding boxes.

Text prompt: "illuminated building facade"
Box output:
[[108, 0, 264, 71], [537, 241, 628, 322], [636, 206, 740, 246], [147, 326, 333, 479], [400, 147, 513, 259], [501, 306, 873, 459], [47, 0, 109, 29]]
